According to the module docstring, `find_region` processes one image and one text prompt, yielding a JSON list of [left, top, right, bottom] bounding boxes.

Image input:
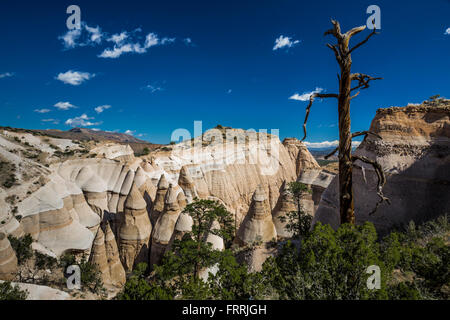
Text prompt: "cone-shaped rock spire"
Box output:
[[0, 232, 18, 281]]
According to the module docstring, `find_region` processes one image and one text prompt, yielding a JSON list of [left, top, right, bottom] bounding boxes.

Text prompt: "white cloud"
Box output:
[[304, 140, 361, 149], [94, 105, 111, 113], [227, 89, 232, 94], [99, 32, 164, 59], [34, 108, 51, 113], [85, 25, 103, 44], [41, 119, 60, 124], [60, 22, 180, 59], [108, 32, 128, 44], [183, 38, 193, 45], [60, 29, 82, 49], [98, 44, 134, 58], [0, 72, 14, 79], [124, 130, 135, 135], [56, 70, 94, 86], [289, 87, 324, 101], [65, 114, 102, 127], [273, 35, 300, 50], [445, 28, 450, 35], [59, 22, 104, 49], [145, 33, 159, 48], [54, 101, 77, 110]]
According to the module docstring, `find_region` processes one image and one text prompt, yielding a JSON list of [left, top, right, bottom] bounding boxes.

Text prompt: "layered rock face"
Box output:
[[0, 232, 18, 281], [283, 138, 321, 176], [166, 129, 298, 225], [314, 100, 450, 234]]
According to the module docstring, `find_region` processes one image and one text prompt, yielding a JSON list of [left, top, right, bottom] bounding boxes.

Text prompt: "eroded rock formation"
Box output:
[[236, 185, 277, 245], [272, 181, 296, 239], [0, 127, 322, 290], [119, 182, 151, 271], [0, 232, 18, 281], [314, 100, 450, 234]]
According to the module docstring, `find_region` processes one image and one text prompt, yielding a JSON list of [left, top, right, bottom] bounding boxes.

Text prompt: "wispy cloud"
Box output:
[[304, 140, 361, 149], [34, 108, 51, 113], [183, 38, 194, 46], [56, 70, 95, 86], [161, 37, 176, 45], [65, 114, 102, 127], [85, 25, 103, 44], [0, 72, 14, 79], [445, 27, 450, 35], [99, 32, 169, 59], [273, 35, 300, 51], [94, 105, 111, 113], [144, 84, 163, 93], [41, 119, 60, 125], [59, 22, 105, 49], [54, 101, 77, 110], [60, 22, 185, 59], [124, 130, 135, 135], [107, 32, 128, 45], [289, 87, 324, 101]]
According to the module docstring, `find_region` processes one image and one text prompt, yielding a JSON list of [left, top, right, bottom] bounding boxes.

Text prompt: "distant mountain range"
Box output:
[[0, 127, 163, 153]]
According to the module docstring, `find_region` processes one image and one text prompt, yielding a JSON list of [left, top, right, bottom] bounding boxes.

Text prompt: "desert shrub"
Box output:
[[260, 222, 389, 300], [0, 281, 28, 300], [277, 182, 313, 239], [116, 263, 173, 300], [60, 254, 104, 294], [8, 234, 33, 265], [35, 252, 58, 270], [2, 174, 17, 188]]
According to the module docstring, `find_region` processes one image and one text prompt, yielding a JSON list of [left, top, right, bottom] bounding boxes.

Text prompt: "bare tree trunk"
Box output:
[[300, 20, 388, 224], [338, 61, 355, 224]]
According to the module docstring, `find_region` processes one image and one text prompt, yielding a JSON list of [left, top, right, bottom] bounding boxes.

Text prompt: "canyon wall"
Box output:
[[314, 99, 450, 234], [0, 128, 323, 291]]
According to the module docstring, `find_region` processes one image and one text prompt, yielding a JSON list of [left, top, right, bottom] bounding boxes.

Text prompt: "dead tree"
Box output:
[[301, 20, 389, 224]]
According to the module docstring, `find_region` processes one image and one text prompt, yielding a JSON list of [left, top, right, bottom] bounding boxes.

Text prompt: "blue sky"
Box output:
[[0, 0, 449, 145]]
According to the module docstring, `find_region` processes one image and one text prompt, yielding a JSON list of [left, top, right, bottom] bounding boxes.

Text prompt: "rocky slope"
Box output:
[[314, 99, 450, 234]]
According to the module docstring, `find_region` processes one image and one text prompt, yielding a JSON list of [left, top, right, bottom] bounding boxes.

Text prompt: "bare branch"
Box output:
[[345, 25, 367, 39], [324, 147, 338, 159], [351, 73, 382, 92], [301, 93, 338, 141], [352, 155, 391, 215], [326, 43, 342, 64], [349, 24, 378, 54], [350, 91, 360, 100], [316, 93, 339, 99], [351, 131, 382, 140]]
